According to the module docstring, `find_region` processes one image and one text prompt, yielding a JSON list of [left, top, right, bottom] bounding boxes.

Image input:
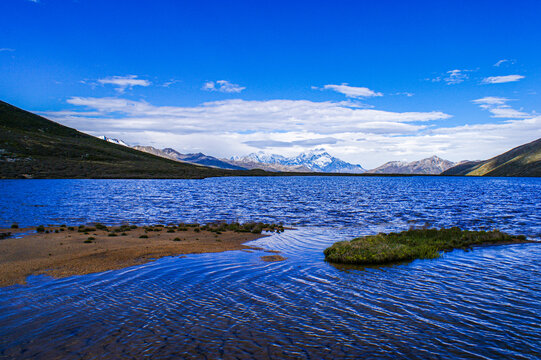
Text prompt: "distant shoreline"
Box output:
[[0, 223, 285, 287], [1, 173, 540, 180]]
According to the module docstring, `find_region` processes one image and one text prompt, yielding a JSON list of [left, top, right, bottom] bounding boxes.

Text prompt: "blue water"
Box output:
[[0, 177, 540, 359]]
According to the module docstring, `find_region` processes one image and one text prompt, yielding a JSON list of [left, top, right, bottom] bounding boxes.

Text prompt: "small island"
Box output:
[[0, 222, 285, 287], [324, 227, 533, 266]]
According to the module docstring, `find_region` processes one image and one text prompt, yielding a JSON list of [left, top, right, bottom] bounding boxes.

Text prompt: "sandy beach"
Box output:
[[0, 223, 284, 287]]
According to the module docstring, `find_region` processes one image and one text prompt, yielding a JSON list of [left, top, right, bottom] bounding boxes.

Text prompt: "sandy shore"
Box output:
[[0, 224, 284, 287]]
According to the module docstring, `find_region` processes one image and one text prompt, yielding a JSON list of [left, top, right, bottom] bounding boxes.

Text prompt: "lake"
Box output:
[[0, 177, 540, 359]]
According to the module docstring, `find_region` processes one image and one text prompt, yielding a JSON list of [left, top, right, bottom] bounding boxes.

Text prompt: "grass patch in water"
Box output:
[[324, 227, 529, 266]]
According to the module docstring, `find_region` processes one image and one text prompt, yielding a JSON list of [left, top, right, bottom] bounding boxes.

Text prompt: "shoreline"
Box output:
[[0, 223, 285, 287]]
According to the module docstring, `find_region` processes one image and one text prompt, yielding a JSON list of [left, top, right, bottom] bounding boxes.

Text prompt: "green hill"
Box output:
[[0, 100, 265, 179], [442, 138, 541, 177]]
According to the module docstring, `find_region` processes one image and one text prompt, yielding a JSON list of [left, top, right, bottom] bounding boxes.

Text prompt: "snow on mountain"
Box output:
[[225, 158, 311, 172], [232, 149, 366, 173], [368, 155, 456, 174], [231, 152, 287, 164], [98, 136, 129, 147]]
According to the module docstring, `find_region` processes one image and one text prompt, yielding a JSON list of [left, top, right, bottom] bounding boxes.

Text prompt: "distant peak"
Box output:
[[305, 148, 327, 155], [98, 136, 129, 147], [162, 147, 183, 155]]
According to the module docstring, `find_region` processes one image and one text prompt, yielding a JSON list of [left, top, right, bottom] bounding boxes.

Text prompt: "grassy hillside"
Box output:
[[441, 161, 483, 176], [0, 100, 265, 179], [442, 138, 541, 177]]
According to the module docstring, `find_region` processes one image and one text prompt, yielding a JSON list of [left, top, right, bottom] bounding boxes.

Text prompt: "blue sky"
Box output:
[[1, 0, 540, 168]]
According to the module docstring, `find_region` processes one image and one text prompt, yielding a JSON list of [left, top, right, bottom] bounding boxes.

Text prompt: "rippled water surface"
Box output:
[[0, 177, 540, 359]]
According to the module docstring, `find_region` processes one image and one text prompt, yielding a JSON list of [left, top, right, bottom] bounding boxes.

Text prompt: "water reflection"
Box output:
[[0, 177, 540, 359]]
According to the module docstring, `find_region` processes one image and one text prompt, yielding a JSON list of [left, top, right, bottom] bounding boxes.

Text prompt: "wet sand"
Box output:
[[0, 225, 280, 287]]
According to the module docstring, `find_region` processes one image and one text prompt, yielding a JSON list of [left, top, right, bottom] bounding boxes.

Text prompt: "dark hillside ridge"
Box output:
[[0, 100, 265, 179], [442, 138, 541, 177]]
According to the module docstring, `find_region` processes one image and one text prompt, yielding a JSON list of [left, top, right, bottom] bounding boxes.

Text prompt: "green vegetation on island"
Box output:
[[324, 227, 530, 266], [2, 221, 285, 238]]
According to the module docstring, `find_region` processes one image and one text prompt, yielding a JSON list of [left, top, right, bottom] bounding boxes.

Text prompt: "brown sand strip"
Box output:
[[0, 225, 278, 287]]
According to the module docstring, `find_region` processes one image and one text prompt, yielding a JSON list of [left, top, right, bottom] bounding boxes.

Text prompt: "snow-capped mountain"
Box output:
[[368, 155, 456, 174], [231, 149, 366, 173], [98, 136, 129, 147]]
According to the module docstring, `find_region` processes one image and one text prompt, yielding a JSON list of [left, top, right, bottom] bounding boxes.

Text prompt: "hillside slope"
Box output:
[[442, 138, 541, 177], [0, 100, 262, 179]]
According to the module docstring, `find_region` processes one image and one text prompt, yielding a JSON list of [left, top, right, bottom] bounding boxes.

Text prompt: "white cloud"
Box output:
[[203, 80, 245, 93], [53, 97, 448, 137], [486, 108, 530, 118], [314, 83, 383, 98], [396, 92, 414, 97], [42, 96, 541, 168], [243, 137, 340, 149], [472, 96, 509, 105], [97, 75, 151, 93], [0, 48, 15, 52], [444, 69, 471, 84], [472, 97, 530, 118], [494, 59, 515, 67], [481, 75, 525, 84], [161, 79, 181, 88]]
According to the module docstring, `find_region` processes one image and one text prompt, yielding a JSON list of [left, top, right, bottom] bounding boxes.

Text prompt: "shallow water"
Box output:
[[0, 177, 540, 359]]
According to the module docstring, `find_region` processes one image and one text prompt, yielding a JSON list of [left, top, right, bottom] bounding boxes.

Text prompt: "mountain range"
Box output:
[[104, 138, 541, 177], [99, 136, 454, 175], [131, 147, 367, 173]]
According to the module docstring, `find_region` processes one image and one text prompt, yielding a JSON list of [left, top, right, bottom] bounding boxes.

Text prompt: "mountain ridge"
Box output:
[[442, 138, 541, 177], [368, 155, 456, 174]]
